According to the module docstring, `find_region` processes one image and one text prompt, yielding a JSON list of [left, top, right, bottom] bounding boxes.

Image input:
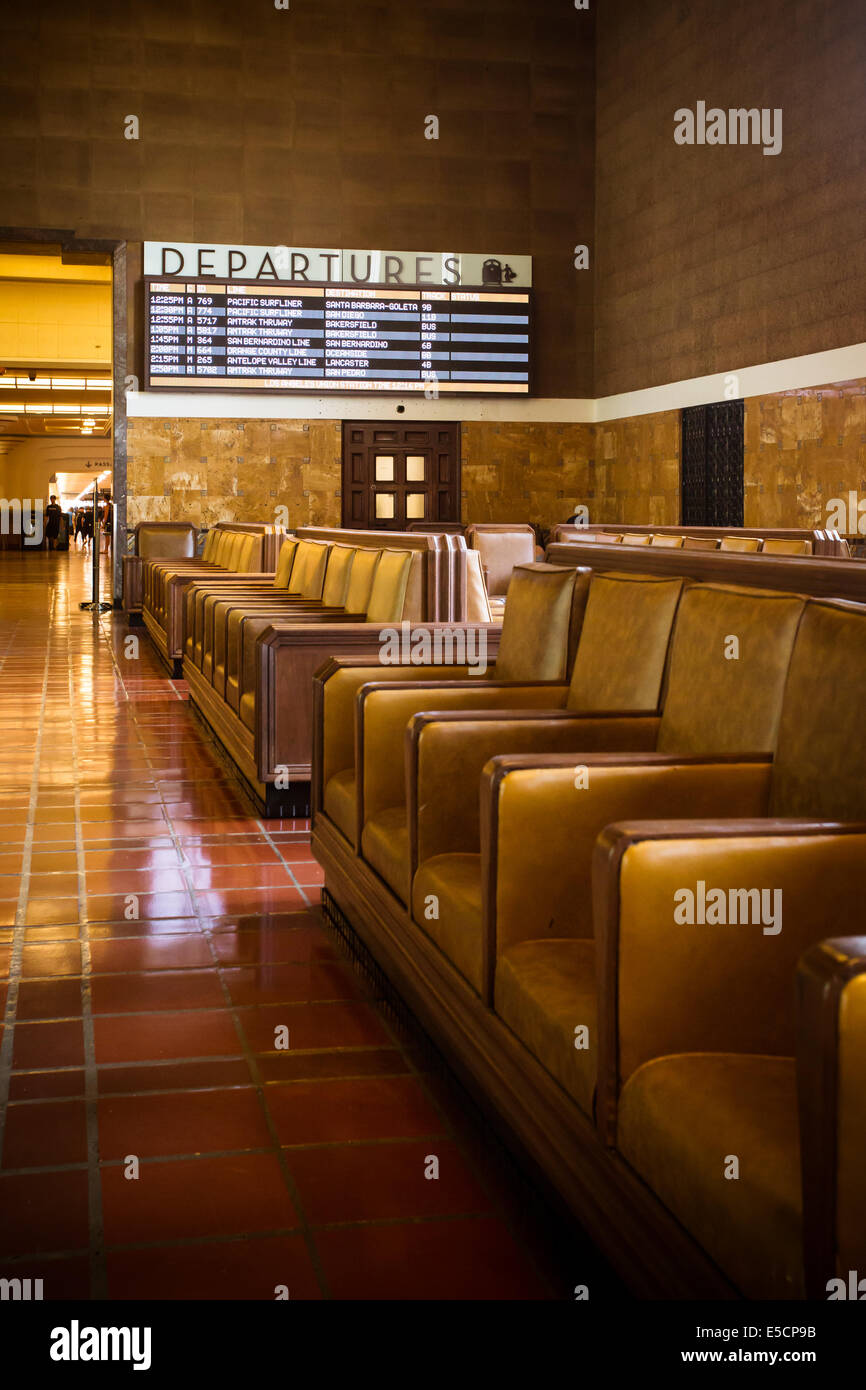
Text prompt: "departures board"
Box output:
[[145, 280, 532, 395]]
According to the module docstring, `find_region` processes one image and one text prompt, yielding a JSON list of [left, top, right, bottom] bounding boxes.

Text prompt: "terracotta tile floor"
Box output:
[[0, 550, 597, 1302]]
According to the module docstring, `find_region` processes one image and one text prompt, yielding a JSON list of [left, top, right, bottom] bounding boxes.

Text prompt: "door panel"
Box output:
[[341, 422, 460, 529], [681, 400, 744, 528]]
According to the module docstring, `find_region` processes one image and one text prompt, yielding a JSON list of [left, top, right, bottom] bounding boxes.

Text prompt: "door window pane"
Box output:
[[406, 455, 426, 482], [406, 492, 426, 520], [374, 455, 395, 481], [375, 492, 396, 519]]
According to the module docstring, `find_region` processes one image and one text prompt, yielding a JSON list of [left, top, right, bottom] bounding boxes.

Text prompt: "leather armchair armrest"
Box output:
[[252, 622, 500, 789], [311, 658, 492, 822], [122, 554, 143, 612], [797, 934, 866, 1297], [593, 820, 866, 1147], [255, 622, 435, 784], [480, 755, 772, 1007], [407, 710, 658, 871], [357, 680, 572, 830], [186, 580, 277, 655]]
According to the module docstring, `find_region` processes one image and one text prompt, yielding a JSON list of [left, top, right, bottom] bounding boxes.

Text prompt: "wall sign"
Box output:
[[144, 279, 532, 395], [143, 243, 532, 289]]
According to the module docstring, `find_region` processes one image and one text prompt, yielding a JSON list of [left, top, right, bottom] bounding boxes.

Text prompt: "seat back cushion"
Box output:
[[469, 528, 537, 595], [236, 534, 256, 572], [566, 573, 684, 712], [216, 531, 236, 566], [201, 529, 218, 561], [245, 533, 266, 571], [621, 533, 652, 546], [770, 599, 866, 819], [288, 539, 329, 597], [228, 533, 247, 569], [494, 563, 590, 682], [273, 538, 298, 589], [682, 536, 719, 551], [720, 536, 760, 552], [651, 534, 684, 548], [322, 544, 357, 607], [138, 524, 196, 559], [762, 538, 813, 556], [364, 549, 413, 624], [656, 584, 805, 755], [344, 547, 381, 613]]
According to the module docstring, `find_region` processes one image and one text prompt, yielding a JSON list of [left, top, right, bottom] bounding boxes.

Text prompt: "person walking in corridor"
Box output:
[[45, 495, 62, 551]]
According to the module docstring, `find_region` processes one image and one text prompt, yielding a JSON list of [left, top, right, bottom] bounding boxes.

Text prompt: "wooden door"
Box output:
[[342, 422, 460, 530]]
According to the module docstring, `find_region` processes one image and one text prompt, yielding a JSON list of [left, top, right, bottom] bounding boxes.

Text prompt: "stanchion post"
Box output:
[[79, 484, 112, 614]]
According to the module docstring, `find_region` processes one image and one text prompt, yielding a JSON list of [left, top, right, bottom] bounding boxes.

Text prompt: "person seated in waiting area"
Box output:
[[45, 495, 62, 551]]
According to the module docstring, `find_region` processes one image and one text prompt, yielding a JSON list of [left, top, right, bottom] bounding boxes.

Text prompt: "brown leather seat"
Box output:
[[123, 522, 197, 612], [465, 524, 538, 602], [408, 583, 802, 1003], [719, 535, 761, 552], [595, 596, 866, 1297], [317, 563, 590, 853], [354, 570, 686, 906], [761, 537, 813, 556]]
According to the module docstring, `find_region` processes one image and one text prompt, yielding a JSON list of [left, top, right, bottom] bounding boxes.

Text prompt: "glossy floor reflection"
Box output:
[[0, 550, 571, 1300]]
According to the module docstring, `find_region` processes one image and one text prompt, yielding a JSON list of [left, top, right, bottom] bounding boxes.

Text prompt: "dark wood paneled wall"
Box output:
[[0, 0, 595, 398]]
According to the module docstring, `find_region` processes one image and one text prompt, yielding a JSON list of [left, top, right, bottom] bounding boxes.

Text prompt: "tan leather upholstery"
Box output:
[[364, 550, 413, 624], [411, 854, 486, 988], [828, 963, 866, 1282], [344, 547, 380, 612], [597, 827, 866, 1296], [273, 539, 298, 588], [321, 544, 357, 607], [720, 536, 760, 552], [770, 599, 866, 820], [466, 524, 537, 596], [402, 587, 798, 1015], [566, 573, 684, 712], [762, 538, 813, 556], [322, 767, 358, 842], [288, 540, 329, 597], [465, 549, 493, 622], [138, 523, 196, 559], [621, 533, 652, 546], [495, 940, 598, 1114], [618, 1055, 802, 1298], [317, 565, 587, 860], [650, 533, 684, 548], [494, 564, 588, 681], [655, 584, 804, 755]]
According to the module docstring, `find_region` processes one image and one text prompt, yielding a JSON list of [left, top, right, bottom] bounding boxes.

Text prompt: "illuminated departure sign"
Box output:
[[145, 280, 532, 395]]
